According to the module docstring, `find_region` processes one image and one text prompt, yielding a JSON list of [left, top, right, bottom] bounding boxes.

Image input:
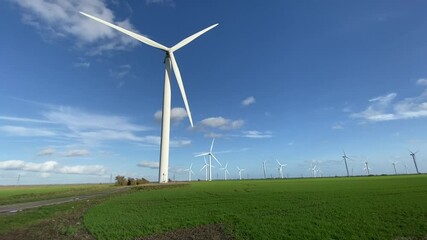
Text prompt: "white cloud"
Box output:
[[40, 172, 51, 178], [241, 96, 256, 106], [416, 78, 427, 86], [241, 130, 272, 139], [65, 149, 90, 157], [37, 147, 56, 156], [137, 161, 159, 169], [43, 106, 148, 132], [11, 0, 139, 54], [351, 91, 427, 122], [145, 0, 175, 7], [199, 117, 244, 130], [332, 123, 344, 130], [0, 116, 52, 124], [0, 125, 56, 137], [110, 64, 131, 79], [154, 107, 188, 123], [0, 160, 105, 175], [204, 132, 223, 138], [73, 61, 90, 68]]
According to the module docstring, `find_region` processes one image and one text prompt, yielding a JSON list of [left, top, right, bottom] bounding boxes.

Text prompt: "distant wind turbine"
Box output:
[[409, 150, 420, 174], [276, 160, 287, 179], [200, 157, 209, 181], [195, 138, 222, 181], [16, 174, 20, 185], [342, 151, 351, 177], [392, 162, 398, 175], [80, 12, 218, 183], [363, 162, 371, 175], [237, 166, 245, 180], [220, 162, 230, 180], [184, 163, 195, 181], [262, 160, 267, 179]]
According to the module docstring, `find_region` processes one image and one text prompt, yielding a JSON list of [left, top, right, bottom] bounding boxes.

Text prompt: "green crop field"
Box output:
[[84, 175, 427, 240], [0, 184, 113, 205]]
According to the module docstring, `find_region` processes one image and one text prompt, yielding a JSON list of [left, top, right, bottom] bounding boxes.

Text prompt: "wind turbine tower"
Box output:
[[409, 151, 420, 174], [342, 151, 350, 177], [80, 12, 218, 183], [262, 160, 267, 179]]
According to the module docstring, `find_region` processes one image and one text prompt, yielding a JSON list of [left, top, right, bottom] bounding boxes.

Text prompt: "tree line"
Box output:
[[114, 175, 149, 186]]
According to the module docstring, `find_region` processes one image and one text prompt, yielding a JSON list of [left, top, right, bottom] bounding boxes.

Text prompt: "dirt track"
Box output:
[[0, 186, 130, 215]]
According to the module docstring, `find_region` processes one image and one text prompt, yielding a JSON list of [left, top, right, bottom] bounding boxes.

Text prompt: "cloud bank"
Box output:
[[0, 160, 105, 175], [351, 91, 427, 122]]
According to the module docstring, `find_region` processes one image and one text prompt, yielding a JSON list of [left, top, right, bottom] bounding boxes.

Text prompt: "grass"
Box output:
[[0, 184, 114, 205], [84, 175, 427, 240]]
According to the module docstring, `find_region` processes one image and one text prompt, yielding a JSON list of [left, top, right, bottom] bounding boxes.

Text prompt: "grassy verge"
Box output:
[[0, 184, 114, 205], [84, 175, 427, 240]]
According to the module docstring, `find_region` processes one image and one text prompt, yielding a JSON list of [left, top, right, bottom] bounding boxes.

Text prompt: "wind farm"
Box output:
[[1, 1, 427, 240]]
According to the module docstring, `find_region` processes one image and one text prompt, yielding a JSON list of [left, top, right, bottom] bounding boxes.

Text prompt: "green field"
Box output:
[[0, 184, 113, 205], [84, 175, 427, 240]]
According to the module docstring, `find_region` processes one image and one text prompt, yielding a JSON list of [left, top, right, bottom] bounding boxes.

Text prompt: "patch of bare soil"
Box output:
[[0, 199, 98, 240], [135, 224, 235, 240]]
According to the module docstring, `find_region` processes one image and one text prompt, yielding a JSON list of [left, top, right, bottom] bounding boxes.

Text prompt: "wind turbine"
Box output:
[[200, 157, 209, 181], [220, 162, 230, 180], [80, 12, 218, 183], [276, 160, 287, 179], [409, 150, 420, 174], [363, 162, 371, 175], [342, 151, 351, 177], [392, 162, 398, 175], [184, 163, 195, 181], [195, 138, 222, 181], [308, 162, 318, 177], [237, 166, 245, 180], [262, 160, 267, 179], [404, 163, 408, 174]]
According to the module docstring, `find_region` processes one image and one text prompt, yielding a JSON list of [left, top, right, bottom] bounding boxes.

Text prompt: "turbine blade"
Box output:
[[210, 138, 215, 152], [79, 12, 169, 51], [276, 159, 281, 165], [171, 23, 219, 52], [168, 52, 193, 127], [195, 152, 209, 157], [211, 153, 222, 167]]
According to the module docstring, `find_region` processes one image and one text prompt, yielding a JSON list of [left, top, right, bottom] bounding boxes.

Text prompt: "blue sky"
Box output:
[[1, 0, 427, 184]]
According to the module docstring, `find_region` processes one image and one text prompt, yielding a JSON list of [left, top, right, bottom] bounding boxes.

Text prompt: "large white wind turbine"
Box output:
[[220, 162, 230, 180], [184, 163, 195, 181], [80, 12, 218, 183], [409, 150, 420, 174], [276, 160, 287, 179], [195, 138, 222, 181], [237, 166, 245, 180]]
